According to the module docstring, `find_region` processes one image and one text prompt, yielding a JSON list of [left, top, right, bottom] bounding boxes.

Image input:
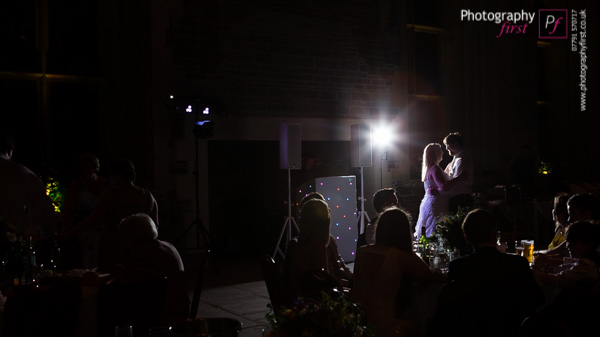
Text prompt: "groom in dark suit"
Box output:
[[430, 209, 544, 337]]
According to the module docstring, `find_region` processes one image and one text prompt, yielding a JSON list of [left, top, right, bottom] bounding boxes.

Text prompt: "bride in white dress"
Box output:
[[415, 143, 465, 239]]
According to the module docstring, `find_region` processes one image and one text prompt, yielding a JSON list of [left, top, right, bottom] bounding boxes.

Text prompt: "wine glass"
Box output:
[[148, 326, 171, 337], [115, 325, 133, 337], [50, 246, 61, 271]]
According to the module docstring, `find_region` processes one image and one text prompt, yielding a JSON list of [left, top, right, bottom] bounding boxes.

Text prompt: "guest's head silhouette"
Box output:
[[462, 208, 497, 247], [375, 207, 413, 252], [298, 198, 331, 246]]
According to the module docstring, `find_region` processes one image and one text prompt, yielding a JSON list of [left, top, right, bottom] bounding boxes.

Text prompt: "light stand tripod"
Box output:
[[273, 168, 299, 260], [175, 113, 211, 251], [356, 166, 371, 236]]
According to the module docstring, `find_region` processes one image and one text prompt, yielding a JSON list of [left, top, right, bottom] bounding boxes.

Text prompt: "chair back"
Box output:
[[97, 271, 168, 337], [189, 249, 210, 319], [261, 254, 285, 311]]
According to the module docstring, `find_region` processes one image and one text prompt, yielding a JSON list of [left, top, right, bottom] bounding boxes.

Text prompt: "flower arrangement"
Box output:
[[435, 207, 472, 256], [265, 290, 375, 337], [538, 160, 552, 175], [44, 176, 66, 213]]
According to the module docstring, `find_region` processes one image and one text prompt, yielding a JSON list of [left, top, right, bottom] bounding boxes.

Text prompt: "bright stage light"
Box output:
[[372, 124, 395, 149]]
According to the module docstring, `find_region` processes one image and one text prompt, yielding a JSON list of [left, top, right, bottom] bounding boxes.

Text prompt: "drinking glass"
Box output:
[[115, 325, 133, 337], [262, 326, 273, 337], [515, 240, 524, 256], [50, 246, 61, 270], [414, 242, 424, 258], [149, 326, 171, 337], [521, 240, 534, 263]]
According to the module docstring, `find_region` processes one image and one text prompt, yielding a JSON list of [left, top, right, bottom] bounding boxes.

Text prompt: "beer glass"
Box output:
[[521, 240, 534, 263], [515, 240, 523, 256]]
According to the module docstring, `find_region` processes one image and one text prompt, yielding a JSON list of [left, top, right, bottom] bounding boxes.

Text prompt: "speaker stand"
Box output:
[[356, 166, 371, 235], [175, 123, 211, 251], [273, 168, 299, 260]]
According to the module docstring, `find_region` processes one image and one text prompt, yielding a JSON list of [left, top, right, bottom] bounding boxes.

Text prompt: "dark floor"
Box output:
[[190, 254, 265, 288], [180, 250, 270, 337]]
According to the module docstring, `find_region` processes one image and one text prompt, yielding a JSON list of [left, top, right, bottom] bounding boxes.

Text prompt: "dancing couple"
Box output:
[[414, 132, 474, 239]]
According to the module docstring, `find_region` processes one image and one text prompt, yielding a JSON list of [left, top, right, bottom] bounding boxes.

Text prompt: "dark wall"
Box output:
[[165, 0, 404, 118], [206, 140, 354, 257]]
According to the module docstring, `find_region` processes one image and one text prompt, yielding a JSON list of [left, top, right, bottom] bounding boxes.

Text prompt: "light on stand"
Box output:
[[372, 124, 395, 149], [372, 123, 395, 188], [351, 124, 372, 243], [168, 93, 220, 250]]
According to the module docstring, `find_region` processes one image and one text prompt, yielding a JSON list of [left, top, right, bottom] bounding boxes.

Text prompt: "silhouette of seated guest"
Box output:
[[60, 153, 109, 268], [60, 158, 159, 272], [286, 198, 339, 301], [292, 192, 353, 288], [532, 221, 600, 288], [523, 221, 600, 337], [534, 193, 600, 267], [62, 153, 109, 228], [352, 207, 433, 337], [0, 128, 58, 240], [430, 208, 543, 337], [113, 213, 190, 324], [357, 188, 400, 248], [546, 193, 571, 250]]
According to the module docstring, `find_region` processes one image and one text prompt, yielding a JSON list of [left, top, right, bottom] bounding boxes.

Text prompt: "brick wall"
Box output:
[[165, 0, 403, 118]]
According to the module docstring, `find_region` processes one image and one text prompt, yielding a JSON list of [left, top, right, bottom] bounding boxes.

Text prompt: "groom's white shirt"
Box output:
[[444, 150, 474, 196]]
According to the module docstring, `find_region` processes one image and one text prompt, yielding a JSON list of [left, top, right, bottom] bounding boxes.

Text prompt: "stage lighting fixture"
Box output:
[[194, 120, 214, 139], [165, 94, 225, 115], [372, 124, 395, 149], [165, 95, 178, 112]]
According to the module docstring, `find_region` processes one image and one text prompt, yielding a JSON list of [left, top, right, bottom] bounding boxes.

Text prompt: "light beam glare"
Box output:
[[372, 123, 395, 149]]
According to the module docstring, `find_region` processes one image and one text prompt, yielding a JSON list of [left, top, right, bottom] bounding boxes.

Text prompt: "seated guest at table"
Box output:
[[430, 208, 543, 337], [114, 213, 190, 324], [60, 158, 159, 272], [62, 153, 109, 228], [286, 198, 339, 301], [0, 128, 58, 240], [532, 221, 600, 287], [523, 221, 600, 337], [534, 193, 600, 267], [357, 188, 400, 248], [352, 207, 433, 337], [547, 193, 571, 250], [60, 153, 109, 268], [288, 192, 353, 291]]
